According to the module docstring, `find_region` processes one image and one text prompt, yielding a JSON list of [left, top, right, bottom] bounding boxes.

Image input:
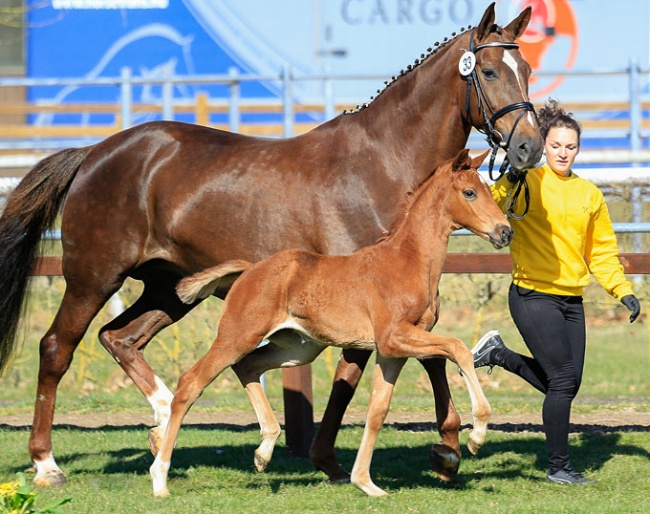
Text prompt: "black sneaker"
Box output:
[[471, 330, 505, 372], [547, 468, 596, 485]]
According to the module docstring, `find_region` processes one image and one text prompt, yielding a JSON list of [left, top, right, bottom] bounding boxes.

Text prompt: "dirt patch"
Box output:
[[3, 410, 650, 434]]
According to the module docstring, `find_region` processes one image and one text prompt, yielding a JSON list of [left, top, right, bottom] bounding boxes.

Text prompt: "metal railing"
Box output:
[[0, 59, 649, 151]]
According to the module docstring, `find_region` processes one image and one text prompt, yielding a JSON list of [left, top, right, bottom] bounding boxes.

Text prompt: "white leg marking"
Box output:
[[147, 375, 174, 428], [33, 453, 64, 483], [150, 456, 171, 497]]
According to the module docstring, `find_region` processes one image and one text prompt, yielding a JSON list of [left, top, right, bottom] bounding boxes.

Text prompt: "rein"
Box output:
[[463, 30, 534, 219]]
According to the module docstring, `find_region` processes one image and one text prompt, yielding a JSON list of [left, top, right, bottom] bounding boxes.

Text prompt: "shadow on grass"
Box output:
[[3, 421, 650, 493]]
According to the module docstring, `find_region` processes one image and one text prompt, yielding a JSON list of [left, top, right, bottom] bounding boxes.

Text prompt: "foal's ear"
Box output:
[[471, 149, 490, 170], [476, 2, 496, 41], [451, 148, 471, 172], [504, 5, 532, 40]]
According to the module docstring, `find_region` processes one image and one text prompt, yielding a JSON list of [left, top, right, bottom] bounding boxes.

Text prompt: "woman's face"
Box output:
[[544, 126, 579, 176]]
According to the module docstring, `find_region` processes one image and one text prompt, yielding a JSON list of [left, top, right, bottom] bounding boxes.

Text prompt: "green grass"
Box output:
[[1, 424, 649, 513]]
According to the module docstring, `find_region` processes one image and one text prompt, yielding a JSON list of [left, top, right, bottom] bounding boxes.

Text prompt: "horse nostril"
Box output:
[[502, 226, 513, 244], [517, 141, 530, 161]]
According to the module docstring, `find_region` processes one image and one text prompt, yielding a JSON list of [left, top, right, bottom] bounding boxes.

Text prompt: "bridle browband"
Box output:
[[464, 30, 534, 219]]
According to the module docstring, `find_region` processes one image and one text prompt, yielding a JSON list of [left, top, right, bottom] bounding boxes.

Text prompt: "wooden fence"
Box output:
[[3, 97, 650, 142]]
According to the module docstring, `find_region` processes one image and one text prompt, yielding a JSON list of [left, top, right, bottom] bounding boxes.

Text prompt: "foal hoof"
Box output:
[[467, 435, 483, 456], [429, 443, 461, 482], [33, 470, 67, 487], [148, 427, 163, 457], [254, 450, 269, 472]]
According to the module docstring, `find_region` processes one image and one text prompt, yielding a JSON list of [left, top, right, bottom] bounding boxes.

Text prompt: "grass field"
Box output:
[[1, 422, 650, 513]]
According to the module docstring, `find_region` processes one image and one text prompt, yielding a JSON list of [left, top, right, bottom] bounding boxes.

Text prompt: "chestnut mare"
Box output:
[[0, 3, 541, 487], [150, 149, 511, 497]]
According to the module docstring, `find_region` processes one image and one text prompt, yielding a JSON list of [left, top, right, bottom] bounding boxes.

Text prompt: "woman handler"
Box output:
[[472, 99, 641, 485]]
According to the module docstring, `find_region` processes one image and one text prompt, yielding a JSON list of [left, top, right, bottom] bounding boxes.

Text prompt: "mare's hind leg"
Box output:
[[233, 339, 326, 473], [98, 276, 196, 454], [419, 357, 462, 481], [310, 348, 372, 483], [31, 287, 117, 486]]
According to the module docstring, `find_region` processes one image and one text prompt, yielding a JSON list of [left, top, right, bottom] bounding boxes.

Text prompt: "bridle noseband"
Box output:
[[463, 31, 534, 219]]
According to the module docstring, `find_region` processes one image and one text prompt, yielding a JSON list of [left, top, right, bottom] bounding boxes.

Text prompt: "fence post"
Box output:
[[629, 57, 641, 153], [162, 71, 174, 121], [629, 57, 643, 253], [228, 67, 240, 134], [120, 67, 132, 129], [283, 65, 294, 137], [282, 365, 314, 457]]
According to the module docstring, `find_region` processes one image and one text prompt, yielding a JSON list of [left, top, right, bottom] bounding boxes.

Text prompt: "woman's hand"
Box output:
[[621, 295, 641, 323]]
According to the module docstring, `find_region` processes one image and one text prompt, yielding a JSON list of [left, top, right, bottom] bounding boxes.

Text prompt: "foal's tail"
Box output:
[[0, 146, 93, 375], [177, 260, 253, 304]]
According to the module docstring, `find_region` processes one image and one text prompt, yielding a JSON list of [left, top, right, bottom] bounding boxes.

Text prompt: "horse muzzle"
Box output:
[[489, 224, 513, 249], [506, 130, 544, 171]]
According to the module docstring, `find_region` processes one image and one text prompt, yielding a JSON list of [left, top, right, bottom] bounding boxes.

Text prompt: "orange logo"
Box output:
[[503, 0, 579, 99]]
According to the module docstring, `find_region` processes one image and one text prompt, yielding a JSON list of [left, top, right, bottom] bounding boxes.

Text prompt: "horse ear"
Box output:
[[471, 149, 491, 169], [504, 5, 532, 40], [452, 148, 471, 172], [475, 2, 496, 41]]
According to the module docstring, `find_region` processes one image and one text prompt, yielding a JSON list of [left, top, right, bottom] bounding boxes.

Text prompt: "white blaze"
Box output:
[[503, 50, 535, 125]]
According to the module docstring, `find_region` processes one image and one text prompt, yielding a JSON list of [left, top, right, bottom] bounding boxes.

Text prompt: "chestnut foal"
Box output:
[[150, 149, 512, 497]]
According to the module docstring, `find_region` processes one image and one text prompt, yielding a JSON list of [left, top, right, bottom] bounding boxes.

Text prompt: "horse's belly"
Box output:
[[266, 318, 375, 352]]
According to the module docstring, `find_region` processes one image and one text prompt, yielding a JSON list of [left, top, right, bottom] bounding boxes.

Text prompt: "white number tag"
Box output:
[[459, 51, 476, 76]]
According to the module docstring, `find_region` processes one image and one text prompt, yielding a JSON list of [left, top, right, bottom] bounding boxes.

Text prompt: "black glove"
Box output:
[[621, 295, 640, 323]]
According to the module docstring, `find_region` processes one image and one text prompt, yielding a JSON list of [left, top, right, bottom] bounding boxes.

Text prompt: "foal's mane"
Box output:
[[374, 161, 455, 244]]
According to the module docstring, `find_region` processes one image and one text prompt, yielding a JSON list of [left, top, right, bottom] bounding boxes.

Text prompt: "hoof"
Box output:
[[326, 469, 351, 485], [429, 443, 460, 482], [310, 455, 351, 484], [148, 427, 163, 457], [467, 436, 483, 456], [33, 470, 67, 487], [254, 451, 268, 472]]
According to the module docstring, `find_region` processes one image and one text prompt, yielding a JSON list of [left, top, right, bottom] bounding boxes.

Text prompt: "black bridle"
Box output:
[[463, 30, 534, 219]]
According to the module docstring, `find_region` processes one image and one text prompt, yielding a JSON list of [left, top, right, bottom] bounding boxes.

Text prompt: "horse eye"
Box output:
[[482, 68, 498, 80], [463, 189, 477, 199]]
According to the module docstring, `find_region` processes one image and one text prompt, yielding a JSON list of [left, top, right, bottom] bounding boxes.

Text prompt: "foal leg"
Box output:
[[310, 348, 373, 483], [350, 355, 406, 497], [233, 339, 326, 472], [98, 278, 195, 454], [150, 333, 261, 497], [418, 358, 462, 481], [30, 287, 114, 487], [380, 325, 491, 455]]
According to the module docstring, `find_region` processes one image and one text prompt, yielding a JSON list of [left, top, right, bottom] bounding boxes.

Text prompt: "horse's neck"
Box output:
[[351, 37, 470, 181], [382, 176, 453, 278]]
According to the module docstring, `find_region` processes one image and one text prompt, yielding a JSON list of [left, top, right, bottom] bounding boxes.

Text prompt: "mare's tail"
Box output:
[[177, 260, 253, 304], [0, 146, 93, 375]]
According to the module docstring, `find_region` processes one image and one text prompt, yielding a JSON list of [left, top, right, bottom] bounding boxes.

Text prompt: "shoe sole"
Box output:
[[547, 475, 595, 485], [471, 329, 500, 357]]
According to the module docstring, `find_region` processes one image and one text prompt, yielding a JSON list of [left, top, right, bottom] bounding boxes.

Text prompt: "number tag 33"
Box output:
[[458, 51, 476, 77]]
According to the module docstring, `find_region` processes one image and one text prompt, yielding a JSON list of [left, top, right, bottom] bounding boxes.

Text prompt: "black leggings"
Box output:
[[499, 284, 586, 472]]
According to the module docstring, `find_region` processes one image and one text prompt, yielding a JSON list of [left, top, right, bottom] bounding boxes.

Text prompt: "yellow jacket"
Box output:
[[492, 163, 635, 298]]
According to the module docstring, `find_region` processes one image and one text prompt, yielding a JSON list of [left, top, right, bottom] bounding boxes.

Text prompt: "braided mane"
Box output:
[[343, 24, 474, 115]]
